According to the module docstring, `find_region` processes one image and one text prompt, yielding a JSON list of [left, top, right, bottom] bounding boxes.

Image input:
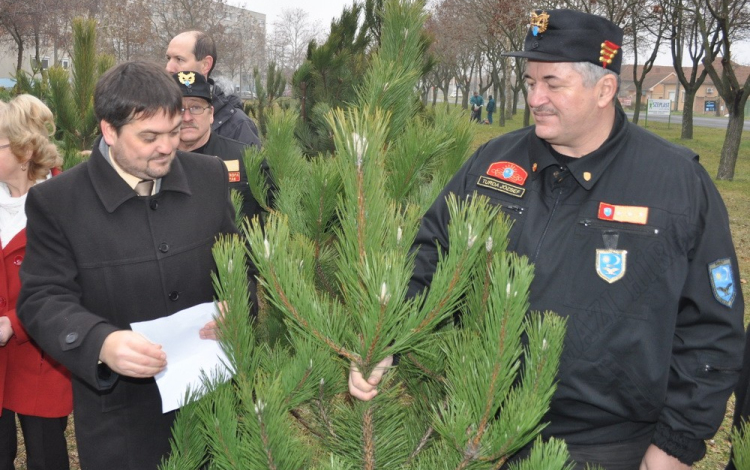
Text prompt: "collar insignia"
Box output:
[[177, 71, 196, 87], [487, 161, 528, 186], [709, 258, 736, 307], [530, 11, 550, 36], [596, 249, 627, 283], [600, 41, 621, 69]]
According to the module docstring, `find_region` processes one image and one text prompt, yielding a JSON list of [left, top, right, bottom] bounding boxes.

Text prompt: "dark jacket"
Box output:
[[17, 139, 238, 469], [195, 132, 268, 223], [210, 81, 261, 148], [486, 98, 496, 114], [409, 108, 744, 465]]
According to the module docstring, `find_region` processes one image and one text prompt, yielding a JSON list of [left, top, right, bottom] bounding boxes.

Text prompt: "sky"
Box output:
[[240, 0, 355, 32]]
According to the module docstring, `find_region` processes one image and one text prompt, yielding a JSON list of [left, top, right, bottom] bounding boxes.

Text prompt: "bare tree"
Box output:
[[0, 0, 43, 72], [664, 0, 720, 139], [269, 8, 319, 81], [693, 0, 750, 180], [424, 10, 459, 109], [95, 0, 154, 61]]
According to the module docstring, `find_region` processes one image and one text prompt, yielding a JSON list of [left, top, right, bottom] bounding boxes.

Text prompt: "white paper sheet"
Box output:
[[131, 302, 233, 413]]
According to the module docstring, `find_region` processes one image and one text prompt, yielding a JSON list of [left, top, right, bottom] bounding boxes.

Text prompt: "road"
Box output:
[[625, 112, 750, 131]]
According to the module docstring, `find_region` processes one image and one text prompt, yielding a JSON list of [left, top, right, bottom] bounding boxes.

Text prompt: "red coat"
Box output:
[[0, 223, 72, 418]]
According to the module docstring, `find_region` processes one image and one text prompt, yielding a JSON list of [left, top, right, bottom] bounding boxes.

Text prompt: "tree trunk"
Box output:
[[522, 88, 530, 127], [16, 42, 23, 73], [716, 105, 745, 181], [632, 83, 643, 125], [524, 104, 530, 128], [681, 91, 696, 140]]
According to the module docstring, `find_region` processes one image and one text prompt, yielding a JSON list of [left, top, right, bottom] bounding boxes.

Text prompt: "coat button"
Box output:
[[13, 255, 22, 266], [150, 200, 159, 210], [158, 243, 170, 253], [169, 291, 180, 301], [65, 332, 78, 344]]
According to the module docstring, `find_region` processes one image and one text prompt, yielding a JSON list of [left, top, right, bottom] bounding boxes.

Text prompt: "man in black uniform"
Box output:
[[166, 30, 261, 147], [349, 9, 745, 470], [173, 71, 266, 224]]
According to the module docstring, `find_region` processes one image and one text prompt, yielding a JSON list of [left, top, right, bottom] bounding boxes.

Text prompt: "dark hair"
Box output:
[[193, 31, 217, 77], [95, 61, 182, 133]]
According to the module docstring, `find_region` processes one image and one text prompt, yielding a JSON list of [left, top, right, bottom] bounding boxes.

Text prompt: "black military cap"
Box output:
[[172, 71, 212, 102], [503, 9, 624, 74]]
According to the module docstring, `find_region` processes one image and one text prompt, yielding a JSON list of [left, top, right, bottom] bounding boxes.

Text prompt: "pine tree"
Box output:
[[165, 1, 570, 468], [46, 18, 114, 165]]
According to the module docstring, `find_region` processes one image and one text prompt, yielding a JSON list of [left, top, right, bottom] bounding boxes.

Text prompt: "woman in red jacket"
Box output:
[[0, 94, 71, 470]]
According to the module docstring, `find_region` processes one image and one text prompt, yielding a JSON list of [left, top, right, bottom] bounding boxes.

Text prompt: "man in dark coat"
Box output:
[[17, 61, 239, 469], [166, 30, 261, 147], [172, 70, 267, 223], [350, 9, 744, 470]]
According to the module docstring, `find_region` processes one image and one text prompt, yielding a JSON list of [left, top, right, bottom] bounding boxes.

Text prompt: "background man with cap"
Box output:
[[173, 70, 267, 225], [17, 61, 239, 469], [349, 9, 744, 469], [166, 30, 262, 148]]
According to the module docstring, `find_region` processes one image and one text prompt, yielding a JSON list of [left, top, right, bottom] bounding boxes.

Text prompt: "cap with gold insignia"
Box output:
[[503, 9, 624, 75], [172, 71, 212, 102]]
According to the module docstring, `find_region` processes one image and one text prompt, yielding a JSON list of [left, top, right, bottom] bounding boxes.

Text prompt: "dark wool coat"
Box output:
[[18, 138, 238, 469]]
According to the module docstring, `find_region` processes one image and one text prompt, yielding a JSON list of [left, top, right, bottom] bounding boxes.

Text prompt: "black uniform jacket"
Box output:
[[409, 109, 744, 464], [195, 132, 268, 224], [17, 138, 238, 469]]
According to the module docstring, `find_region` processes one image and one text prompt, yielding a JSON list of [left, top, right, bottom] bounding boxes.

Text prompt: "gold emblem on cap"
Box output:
[[583, 172, 592, 181], [177, 71, 196, 86], [532, 163, 538, 172], [530, 11, 549, 36], [599, 41, 621, 68]]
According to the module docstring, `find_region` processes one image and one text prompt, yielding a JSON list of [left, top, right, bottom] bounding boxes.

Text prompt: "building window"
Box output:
[[707, 87, 714, 94], [61, 59, 70, 69], [30, 56, 50, 70]]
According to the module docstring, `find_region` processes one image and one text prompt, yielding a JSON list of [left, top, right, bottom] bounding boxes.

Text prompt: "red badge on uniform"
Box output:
[[486, 162, 528, 186], [598, 202, 649, 225]]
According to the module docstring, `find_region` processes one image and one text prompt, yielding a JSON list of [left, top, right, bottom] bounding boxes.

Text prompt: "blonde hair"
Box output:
[[0, 94, 62, 181]]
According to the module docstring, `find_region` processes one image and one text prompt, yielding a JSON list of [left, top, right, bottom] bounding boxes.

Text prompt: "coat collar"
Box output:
[[88, 136, 193, 213], [528, 107, 630, 190]]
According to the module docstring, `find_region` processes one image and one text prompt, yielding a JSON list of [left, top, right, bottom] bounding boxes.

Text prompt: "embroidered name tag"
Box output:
[[477, 176, 526, 198], [598, 202, 649, 225]]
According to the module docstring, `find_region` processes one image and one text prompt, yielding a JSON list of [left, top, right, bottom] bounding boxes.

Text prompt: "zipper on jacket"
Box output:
[[578, 218, 660, 236], [500, 203, 525, 215], [532, 184, 564, 263], [704, 364, 741, 374]]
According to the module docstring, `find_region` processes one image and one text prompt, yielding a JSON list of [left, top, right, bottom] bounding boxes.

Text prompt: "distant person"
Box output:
[[0, 94, 71, 470], [18, 61, 240, 469], [172, 70, 268, 224], [486, 95, 495, 124], [469, 91, 483, 122], [166, 30, 261, 147]]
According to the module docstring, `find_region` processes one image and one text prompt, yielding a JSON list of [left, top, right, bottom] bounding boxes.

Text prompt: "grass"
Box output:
[[14, 111, 748, 470]]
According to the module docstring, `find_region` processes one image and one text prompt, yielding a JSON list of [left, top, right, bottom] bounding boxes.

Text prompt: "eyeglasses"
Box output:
[[181, 105, 211, 116], [0, 144, 10, 150]]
